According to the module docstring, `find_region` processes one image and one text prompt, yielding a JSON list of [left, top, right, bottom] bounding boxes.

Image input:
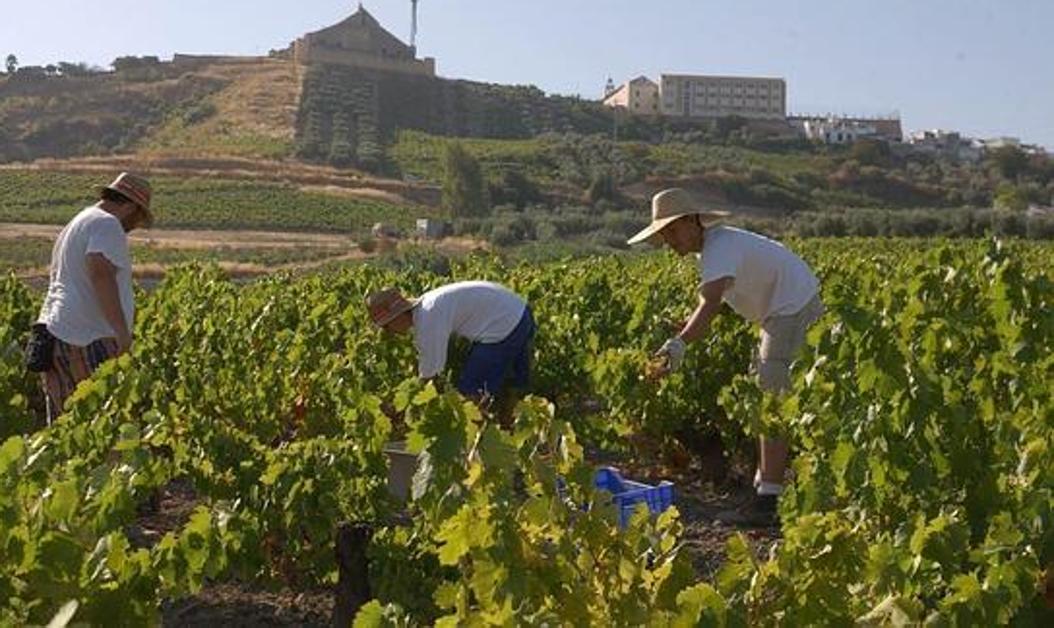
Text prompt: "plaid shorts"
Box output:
[[40, 336, 119, 423]]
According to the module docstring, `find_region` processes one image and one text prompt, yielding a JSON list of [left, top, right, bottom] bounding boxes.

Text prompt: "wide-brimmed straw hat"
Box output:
[[366, 288, 419, 327], [99, 172, 154, 228], [626, 188, 730, 245]]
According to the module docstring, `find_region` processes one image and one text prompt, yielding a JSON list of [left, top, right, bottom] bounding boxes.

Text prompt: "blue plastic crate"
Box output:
[[593, 466, 675, 528]]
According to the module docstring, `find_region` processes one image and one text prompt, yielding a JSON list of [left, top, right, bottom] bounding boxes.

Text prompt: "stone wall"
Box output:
[[294, 64, 615, 170], [293, 40, 435, 77], [172, 54, 267, 69]]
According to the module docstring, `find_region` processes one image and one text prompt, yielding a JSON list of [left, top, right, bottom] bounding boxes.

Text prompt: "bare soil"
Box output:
[[3, 223, 488, 283], [0, 222, 358, 250], [147, 458, 777, 626], [162, 584, 333, 628]]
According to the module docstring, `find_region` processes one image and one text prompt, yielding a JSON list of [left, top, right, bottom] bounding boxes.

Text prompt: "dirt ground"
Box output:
[[0, 222, 358, 250], [145, 463, 777, 626], [3, 223, 488, 285]]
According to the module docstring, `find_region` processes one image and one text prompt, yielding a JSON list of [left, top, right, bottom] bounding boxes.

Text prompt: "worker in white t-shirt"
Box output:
[[367, 281, 536, 402], [35, 172, 153, 423], [627, 187, 823, 527]]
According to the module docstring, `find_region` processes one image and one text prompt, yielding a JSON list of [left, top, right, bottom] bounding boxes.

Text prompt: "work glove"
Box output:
[[655, 336, 687, 373]]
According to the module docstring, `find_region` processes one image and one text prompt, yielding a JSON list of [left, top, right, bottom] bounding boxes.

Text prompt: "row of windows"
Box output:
[[685, 97, 781, 106], [668, 80, 782, 92], [696, 105, 782, 114], [693, 87, 779, 97], [662, 100, 782, 113]]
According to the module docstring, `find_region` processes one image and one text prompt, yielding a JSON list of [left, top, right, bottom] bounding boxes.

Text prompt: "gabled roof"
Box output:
[[627, 75, 657, 87], [306, 4, 412, 53]]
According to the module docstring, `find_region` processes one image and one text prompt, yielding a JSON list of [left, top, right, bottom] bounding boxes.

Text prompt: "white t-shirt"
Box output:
[[412, 281, 527, 379], [37, 206, 135, 346], [697, 226, 818, 322]]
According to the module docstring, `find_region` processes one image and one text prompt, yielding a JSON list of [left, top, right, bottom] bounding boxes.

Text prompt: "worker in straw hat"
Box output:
[[366, 281, 536, 404], [628, 187, 823, 527], [31, 172, 154, 423]]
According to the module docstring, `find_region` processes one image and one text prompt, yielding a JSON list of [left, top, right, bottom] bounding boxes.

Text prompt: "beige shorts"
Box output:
[[755, 294, 824, 393]]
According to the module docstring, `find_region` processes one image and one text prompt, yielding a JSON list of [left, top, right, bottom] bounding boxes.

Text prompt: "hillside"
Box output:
[[2, 55, 1052, 252], [136, 59, 300, 159], [389, 130, 1052, 213], [0, 58, 300, 163], [0, 169, 436, 232]]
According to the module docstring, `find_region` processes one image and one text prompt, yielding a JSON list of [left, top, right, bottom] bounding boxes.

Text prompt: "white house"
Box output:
[[800, 117, 877, 144], [908, 129, 983, 163]]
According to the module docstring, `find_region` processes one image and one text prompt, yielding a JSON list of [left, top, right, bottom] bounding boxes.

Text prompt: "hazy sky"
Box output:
[[3, 0, 1051, 148]]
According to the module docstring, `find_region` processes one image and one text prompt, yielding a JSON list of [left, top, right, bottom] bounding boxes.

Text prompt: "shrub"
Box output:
[[585, 170, 620, 206], [489, 170, 543, 210], [442, 142, 489, 217], [489, 224, 522, 247], [993, 212, 1027, 237], [356, 235, 378, 254], [1026, 214, 1054, 239], [993, 183, 1029, 211], [587, 229, 631, 250], [601, 212, 647, 238]]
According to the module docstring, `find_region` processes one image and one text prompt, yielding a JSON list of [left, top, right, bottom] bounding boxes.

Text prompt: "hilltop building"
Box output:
[[907, 129, 983, 162], [794, 116, 882, 145], [602, 76, 660, 115], [293, 4, 435, 77], [789, 115, 903, 143], [660, 74, 786, 120], [603, 73, 786, 120]]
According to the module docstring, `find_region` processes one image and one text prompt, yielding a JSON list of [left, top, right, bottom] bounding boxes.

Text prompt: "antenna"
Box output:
[[411, 0, 419, 50]]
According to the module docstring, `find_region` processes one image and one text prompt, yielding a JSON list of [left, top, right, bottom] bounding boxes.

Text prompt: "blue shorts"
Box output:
[[457, 306, 536, 397]]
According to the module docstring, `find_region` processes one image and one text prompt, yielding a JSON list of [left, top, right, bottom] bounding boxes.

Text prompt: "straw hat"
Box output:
[[99, 172, 154, 228], [626, 188, 730, 245], [366, 288, 419, 327]]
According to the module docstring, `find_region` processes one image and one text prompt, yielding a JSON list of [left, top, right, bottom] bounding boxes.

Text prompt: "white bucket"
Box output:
[[383, 441, 418, 501]]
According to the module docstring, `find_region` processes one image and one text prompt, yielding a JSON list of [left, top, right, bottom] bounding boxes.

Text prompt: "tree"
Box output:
[[58, 61, 88, 77], [490, 169, 542, 210], [993, 183, 1029, 211], [850, 138, 892, 167], [5, 54, 17, 75], [987, 145, 1029, 180], [584, 170, 619, 206], [441, 142, 488, 217], [712, 115, 747, 142]]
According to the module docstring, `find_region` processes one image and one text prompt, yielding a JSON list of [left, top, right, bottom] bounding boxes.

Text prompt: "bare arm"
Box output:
[[677, 276, 732, 344], [86, 253, 131, 354], [652, 276, 733, 377]]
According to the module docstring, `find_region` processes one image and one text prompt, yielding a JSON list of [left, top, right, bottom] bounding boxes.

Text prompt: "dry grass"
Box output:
[[2, 155, 441, 207], [6, 222, 487, 280], [137, 59, 301, 159], [297, 185, 413, 205], [0, 223, 358, 250]]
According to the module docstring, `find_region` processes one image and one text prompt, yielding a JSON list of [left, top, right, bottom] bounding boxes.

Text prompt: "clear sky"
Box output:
[[3, 0, 1052, 148]]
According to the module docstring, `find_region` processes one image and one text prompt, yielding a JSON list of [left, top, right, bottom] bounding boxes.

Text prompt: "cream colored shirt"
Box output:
[[38, 206, 134, 345], [697, 226, 818, 322], [412, 281, 526, 378]]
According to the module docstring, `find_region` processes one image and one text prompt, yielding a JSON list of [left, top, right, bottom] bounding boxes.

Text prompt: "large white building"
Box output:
[[659, 74, 786, 120], [602, 73, 787, 120]]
